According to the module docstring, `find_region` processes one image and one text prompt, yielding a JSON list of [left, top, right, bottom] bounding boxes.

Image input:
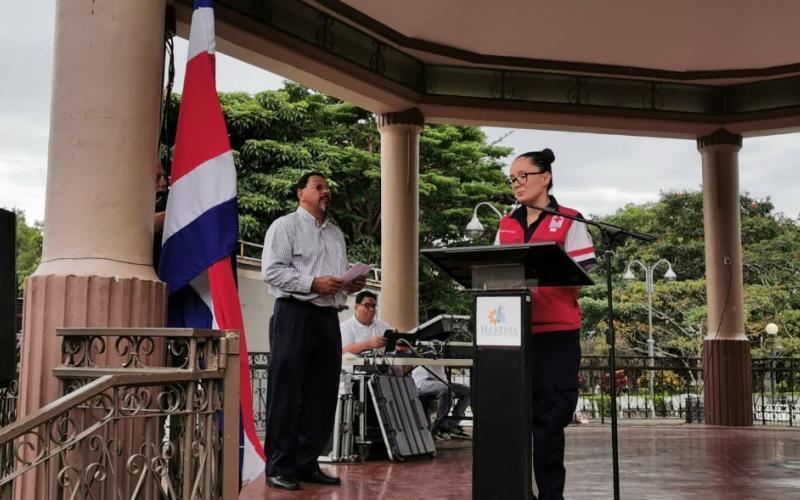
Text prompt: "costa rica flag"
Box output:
[[159, 0, 266, 485]]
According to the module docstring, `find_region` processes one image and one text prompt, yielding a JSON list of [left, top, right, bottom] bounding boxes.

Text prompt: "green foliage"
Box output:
[[581, 190, 800, 358], [417, 125, 511, 319], [11, 210, 43, 292], [595, 191, 800, 285], [636, 370, 683, 394], [592, 394, 613, 418], [650, 394, 673, 416]]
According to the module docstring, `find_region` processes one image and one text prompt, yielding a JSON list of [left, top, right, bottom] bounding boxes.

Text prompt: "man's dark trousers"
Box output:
[[529, 329, 580, 500], [265, 298, 342, 477]]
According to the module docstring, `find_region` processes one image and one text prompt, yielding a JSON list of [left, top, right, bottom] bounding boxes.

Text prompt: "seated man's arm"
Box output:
[[342, 335, 387, 354]]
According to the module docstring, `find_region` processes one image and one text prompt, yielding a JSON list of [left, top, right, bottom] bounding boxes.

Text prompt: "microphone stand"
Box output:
[[519, 201, 654, 500]]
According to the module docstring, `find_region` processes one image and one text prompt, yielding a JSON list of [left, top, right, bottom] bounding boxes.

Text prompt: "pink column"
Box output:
[[697, 129, 752, 426], [17, 0, 168, 440], [377, 109, 424, 331]]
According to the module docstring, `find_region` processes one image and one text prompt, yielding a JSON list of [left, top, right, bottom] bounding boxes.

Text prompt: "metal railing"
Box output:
[[0, 380, 18, 433], [576, 356, 704, 423], [237, 240, 263, 261], [0, 336, 20, 429], [248, 352, 269, 440], [246, 352, 800, 428], [752, 357, 800, 426], [0, 328, 241, 500], [0, 335, 21, 495]]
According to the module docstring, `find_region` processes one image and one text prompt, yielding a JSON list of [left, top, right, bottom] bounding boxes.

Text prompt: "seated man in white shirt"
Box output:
[[340, 291, 390, 354], [411, 365, 470, 439]]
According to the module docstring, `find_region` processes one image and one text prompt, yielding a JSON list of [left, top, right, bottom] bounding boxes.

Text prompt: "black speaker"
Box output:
[[0, 209, 16, 387]]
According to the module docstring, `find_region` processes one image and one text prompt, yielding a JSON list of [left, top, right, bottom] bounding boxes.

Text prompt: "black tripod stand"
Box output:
[[521, 202, 654, 500]]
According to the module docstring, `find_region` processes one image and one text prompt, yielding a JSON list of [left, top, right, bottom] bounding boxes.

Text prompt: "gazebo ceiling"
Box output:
[[175, 0, 800, 138], [337, 0, 800, 76]]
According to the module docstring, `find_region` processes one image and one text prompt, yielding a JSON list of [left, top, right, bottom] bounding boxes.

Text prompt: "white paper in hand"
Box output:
[[341, 262, 374, 286]]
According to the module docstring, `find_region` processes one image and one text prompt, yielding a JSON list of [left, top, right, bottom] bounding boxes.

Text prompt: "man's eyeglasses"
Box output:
[[359, 303, 377, 310], [507, 171, 546, 187]]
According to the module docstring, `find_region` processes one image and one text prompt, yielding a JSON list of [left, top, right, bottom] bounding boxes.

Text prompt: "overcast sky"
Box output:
[[2, 1, 799, 227]]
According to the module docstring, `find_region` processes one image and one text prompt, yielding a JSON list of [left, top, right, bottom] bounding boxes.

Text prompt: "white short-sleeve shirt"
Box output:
[[340, 316, 393, 352], [412, 365, 447, 387]]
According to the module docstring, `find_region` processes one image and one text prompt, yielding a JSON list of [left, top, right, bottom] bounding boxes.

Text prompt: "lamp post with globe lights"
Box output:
[[623, 259, 677, 414], [765, 322, 779, 403], [465, 201, 505, 239]]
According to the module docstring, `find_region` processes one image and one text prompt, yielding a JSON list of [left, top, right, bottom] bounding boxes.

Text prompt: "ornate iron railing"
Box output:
[[248, 352, 269, 440], [246, 352, 800, 428], [0, 328, 240, 500], [752, 356, 800, 426], [576, 356, 704, 423], [576, 356, 800, 426], [0, 335, 20, 424]]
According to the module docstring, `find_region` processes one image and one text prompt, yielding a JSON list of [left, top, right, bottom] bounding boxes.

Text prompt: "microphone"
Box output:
[[517, 200, 655, 243]]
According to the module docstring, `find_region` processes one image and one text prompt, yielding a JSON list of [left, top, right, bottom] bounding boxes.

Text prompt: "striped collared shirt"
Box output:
[[261, 207, 348, 307]]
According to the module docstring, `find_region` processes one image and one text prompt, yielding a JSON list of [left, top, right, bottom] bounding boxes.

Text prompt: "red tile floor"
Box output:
[[240, 424, 800, 499]]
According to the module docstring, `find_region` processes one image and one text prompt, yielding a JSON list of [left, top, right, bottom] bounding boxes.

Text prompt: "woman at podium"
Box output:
[[496, 148, 597, 500]]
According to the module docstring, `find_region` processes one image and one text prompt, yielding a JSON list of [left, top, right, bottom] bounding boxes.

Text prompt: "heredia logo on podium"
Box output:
[[488, 305, 505, 325], [482, 304, 517, 337]]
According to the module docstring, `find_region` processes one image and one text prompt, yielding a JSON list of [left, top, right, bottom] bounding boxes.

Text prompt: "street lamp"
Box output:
[[465, 202, 504, 239], [766, 322, 779, 403], [623, 258, 677, 414]]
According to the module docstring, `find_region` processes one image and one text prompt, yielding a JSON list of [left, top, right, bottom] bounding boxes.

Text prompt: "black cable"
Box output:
[[160, 6, 177, 179], [711, 260, 733, 339]]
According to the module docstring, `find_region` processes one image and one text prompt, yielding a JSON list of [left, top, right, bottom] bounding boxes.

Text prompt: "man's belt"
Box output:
[[278, 296, 342, 316]]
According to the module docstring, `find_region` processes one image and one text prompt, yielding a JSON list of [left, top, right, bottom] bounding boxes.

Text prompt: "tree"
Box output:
[[9, 210, 43, 293], [581, 190, 800, 358]]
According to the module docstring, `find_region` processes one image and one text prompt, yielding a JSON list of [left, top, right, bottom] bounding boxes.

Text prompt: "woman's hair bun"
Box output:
[[515, 148, 555, 170], [540, 148, 555, 164]]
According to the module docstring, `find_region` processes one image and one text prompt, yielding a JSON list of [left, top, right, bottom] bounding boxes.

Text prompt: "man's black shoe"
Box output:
[[298, 469, 341, 485], [266, 475, 301, 490]]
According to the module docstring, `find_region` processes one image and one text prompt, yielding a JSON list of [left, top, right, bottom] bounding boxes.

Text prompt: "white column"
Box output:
[[17, 4, 168, 496], [377, 109, 424, 331], [18, 0, 167, 426], [37, 0, 167, 280], [697, 128, 752, 426], [698, 129, 745, 340]]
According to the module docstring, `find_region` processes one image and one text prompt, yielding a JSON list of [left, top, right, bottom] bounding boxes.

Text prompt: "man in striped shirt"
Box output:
[[261, 172, 365, 491]]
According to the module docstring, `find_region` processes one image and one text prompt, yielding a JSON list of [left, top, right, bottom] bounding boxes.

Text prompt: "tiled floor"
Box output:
[[241, 424, 800, 499]]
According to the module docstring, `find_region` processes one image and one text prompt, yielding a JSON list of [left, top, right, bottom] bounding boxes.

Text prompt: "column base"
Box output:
[[15, 274, 166, 499], [703, 338, 753, 426]]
